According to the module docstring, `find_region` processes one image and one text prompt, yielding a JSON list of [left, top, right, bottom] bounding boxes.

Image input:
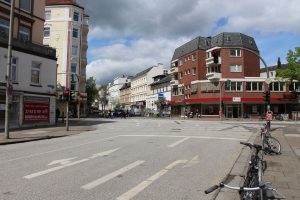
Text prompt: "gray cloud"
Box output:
[[77, 0, 300, 85]]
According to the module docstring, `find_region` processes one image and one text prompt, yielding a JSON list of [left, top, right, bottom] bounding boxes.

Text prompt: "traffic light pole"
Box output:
[[4, 0, 15, 139]]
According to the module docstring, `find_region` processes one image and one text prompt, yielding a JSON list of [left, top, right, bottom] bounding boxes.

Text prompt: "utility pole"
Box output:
[[5, 0, 15, 139]]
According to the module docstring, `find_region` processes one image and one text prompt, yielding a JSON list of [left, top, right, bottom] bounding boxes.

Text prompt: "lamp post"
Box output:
[[4, 0, 15, 139]]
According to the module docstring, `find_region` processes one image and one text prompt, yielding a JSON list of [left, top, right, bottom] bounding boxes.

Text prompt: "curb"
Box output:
[[0, 135, 68, 145], [214, 131, 258, 200]]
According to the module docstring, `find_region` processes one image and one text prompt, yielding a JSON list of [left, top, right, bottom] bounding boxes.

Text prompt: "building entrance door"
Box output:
[[226, 105, 240, 118]]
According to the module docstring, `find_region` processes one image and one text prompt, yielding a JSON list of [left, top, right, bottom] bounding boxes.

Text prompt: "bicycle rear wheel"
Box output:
[[264, 136, 281, 154]]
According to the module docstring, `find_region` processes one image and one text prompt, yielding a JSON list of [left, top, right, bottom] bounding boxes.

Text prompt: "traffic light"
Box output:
[[64, 89, 70, 102], [263, 91, 270, 103]]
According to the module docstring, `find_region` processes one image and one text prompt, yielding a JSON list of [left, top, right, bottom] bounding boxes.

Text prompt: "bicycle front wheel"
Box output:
[[264, 136, 281, 154]]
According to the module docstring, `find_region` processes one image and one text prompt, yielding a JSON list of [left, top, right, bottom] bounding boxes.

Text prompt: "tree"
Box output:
[[98, 84, 108, 111], [155, 97, 166, 117], [276, 47, 300, 85], [86, 77, 98, 109]]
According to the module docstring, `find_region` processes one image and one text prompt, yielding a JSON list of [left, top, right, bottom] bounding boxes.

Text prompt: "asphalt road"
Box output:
[[0, 118, 260, 200]]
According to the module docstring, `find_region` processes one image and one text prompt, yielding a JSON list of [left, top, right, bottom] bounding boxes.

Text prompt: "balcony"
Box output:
[[170, 67, 178, 73], [206, 56, 221, 66], [0, 32, 56, 60], [170, 79, 178, 86], [206, 72, 221, 81]]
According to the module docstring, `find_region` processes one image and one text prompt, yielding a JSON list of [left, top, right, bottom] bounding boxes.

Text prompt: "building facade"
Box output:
[[130, 63, 164, 115], [107, 76, 128, 110], [170, 32, 299, 118], [44, 0, 88, 117], [119, 82, 131, 110], [0, 0, 57, 128]]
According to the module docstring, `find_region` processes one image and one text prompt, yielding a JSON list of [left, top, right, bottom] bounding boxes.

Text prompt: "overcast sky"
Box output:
[[77, 0, 300, 85]]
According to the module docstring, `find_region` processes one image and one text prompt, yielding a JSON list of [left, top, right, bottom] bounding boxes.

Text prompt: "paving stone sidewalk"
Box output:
[[0, 118, 105, 145], [215, 126, 300, 200]]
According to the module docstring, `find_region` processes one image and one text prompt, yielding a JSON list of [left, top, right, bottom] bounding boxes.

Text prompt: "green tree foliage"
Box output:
[[86, 77, 99, 108], [276, 47, 300, 84], [155, 97, 166, 116]]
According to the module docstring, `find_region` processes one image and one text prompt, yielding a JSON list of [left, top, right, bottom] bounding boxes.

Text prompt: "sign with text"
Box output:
[[232, 97, 241, 102], [23, 102, 49, 123]]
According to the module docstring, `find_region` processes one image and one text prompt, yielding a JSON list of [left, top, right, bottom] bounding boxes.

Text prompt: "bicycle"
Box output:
[[205, 181, 285, 199], [205, 142, 284, 199], [261, 123, 281, 154]]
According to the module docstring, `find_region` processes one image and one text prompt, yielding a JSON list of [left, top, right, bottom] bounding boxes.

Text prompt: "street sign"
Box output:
[[158, 93, 164, 98], [265, 78, 272, 85]]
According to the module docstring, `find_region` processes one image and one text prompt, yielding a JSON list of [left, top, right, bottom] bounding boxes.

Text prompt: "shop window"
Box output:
[[0, 18, 9, 37], [225, 81, 243, 91], [269, 82, 285, 92], [246, 82, 264, 91]]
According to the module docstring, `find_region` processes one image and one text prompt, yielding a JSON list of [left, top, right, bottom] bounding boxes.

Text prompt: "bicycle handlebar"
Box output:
[[204, 185, 218, 194], [240, 142, 279, 155]]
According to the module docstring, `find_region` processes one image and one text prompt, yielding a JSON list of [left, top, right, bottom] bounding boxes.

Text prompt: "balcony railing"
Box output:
[[206, 57, 221, 65], [206, 72, 221, 80], [0, 32, 56, 59], [170, 79, 178, 85], [170, 67, 178, 73]]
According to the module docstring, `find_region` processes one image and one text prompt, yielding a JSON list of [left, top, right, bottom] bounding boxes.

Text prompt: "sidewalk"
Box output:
[[216, 125, 300, 200], [0, 118, 106, 145]]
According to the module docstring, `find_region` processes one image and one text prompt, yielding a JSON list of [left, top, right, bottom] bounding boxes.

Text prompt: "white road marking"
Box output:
[[81, 160, 145, 190], [48, 157, 77, 166], [285, 134, 300, 137], [183, 155, 200, 168], [21, 130, 48, 135], [168, 137, 190, 148], [117, 160, 188, 200], [24, 148, 120, 179], [0, 136, 119, 165], [119, 134, 245, 141]]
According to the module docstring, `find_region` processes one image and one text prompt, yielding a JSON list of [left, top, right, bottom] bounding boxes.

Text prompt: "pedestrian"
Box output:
[[56, 108, 60, 124]]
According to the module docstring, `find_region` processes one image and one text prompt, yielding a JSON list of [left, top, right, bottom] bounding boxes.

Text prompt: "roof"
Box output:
[[46, 0, 84, 9], [132, 66, 153, 79], [119, 83, 131, 90], [260, 64, 288, 73], [150, 75, 172, 86], [172, 32, 259, 61]]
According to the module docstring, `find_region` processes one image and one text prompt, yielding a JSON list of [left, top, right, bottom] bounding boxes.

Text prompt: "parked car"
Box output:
[[113, 109, 126, 117]]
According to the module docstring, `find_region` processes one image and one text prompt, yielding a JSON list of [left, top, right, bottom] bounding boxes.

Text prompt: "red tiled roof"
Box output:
[[46, 0, 84, 9]]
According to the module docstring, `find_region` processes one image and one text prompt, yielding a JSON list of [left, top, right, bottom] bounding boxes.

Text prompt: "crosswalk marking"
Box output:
[[81, 160, 145, 190], [24, 148, 120, 179], [116, 160, 188, 200]]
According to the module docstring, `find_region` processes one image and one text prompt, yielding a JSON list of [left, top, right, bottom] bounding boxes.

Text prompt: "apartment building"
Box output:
[[44, 0, 88, 116], [0, 0, 57, 128], [107, 76, 128, 110], [146, 74, 171, 113], [119, 82, 131, 110], [170, 32, 299, 118], [130, 63, 164, 115]]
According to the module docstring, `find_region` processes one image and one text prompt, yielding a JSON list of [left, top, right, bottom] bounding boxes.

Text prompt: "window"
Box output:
[[44, 27, 50, 37], [269, 82, 285, 92], [179, 72, 182, 79], [73, 11, 79, 22], [72, 45, 78, 55], [192, 54, 196, 61], [192, 67, 196, 75], [289, 82, 299, 92], [0, 18, 9, 36], [45, 10, 51, 20], [179, 60, 183, 66], [31, 62, 41, 84], [225, 81, 243, 91], [230, 49, 241, 57], [10, 57, 17, 81], [191, 84, 197, 94], [71, 63, 77, 73], [20, 0, 32, 12], [1, 0, 11, 4], [230, 64, 242, 72], [246, 82, 264, 91], [19, 26, 30, 42], [72, 28, 78, 38]]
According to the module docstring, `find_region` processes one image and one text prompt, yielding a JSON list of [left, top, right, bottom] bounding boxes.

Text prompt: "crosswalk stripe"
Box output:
[[81, 160, 145, 190]]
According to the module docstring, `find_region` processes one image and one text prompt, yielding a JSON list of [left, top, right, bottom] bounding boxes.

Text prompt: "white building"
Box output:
[[130, 63, 164, 115], [0, 0, 57, 129], [107, 76, 129, 110], [44, 0, 89, 116]]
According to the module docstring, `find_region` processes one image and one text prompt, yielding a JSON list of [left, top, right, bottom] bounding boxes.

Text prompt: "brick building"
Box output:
[[170, 32, 299, 119]]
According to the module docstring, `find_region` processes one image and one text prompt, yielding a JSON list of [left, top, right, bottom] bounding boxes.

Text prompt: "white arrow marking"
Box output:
[[117, 160, 188, 200], [47, 157, 77, 166], [24, 148, 120, 179]]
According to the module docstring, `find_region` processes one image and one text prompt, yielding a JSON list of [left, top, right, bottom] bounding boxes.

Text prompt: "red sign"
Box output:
[[24, 103, 49, 123]]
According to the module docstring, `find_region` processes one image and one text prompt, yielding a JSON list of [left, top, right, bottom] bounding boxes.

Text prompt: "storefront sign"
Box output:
[[232, 97, 241, 102], [24, 103, 49, 123]]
